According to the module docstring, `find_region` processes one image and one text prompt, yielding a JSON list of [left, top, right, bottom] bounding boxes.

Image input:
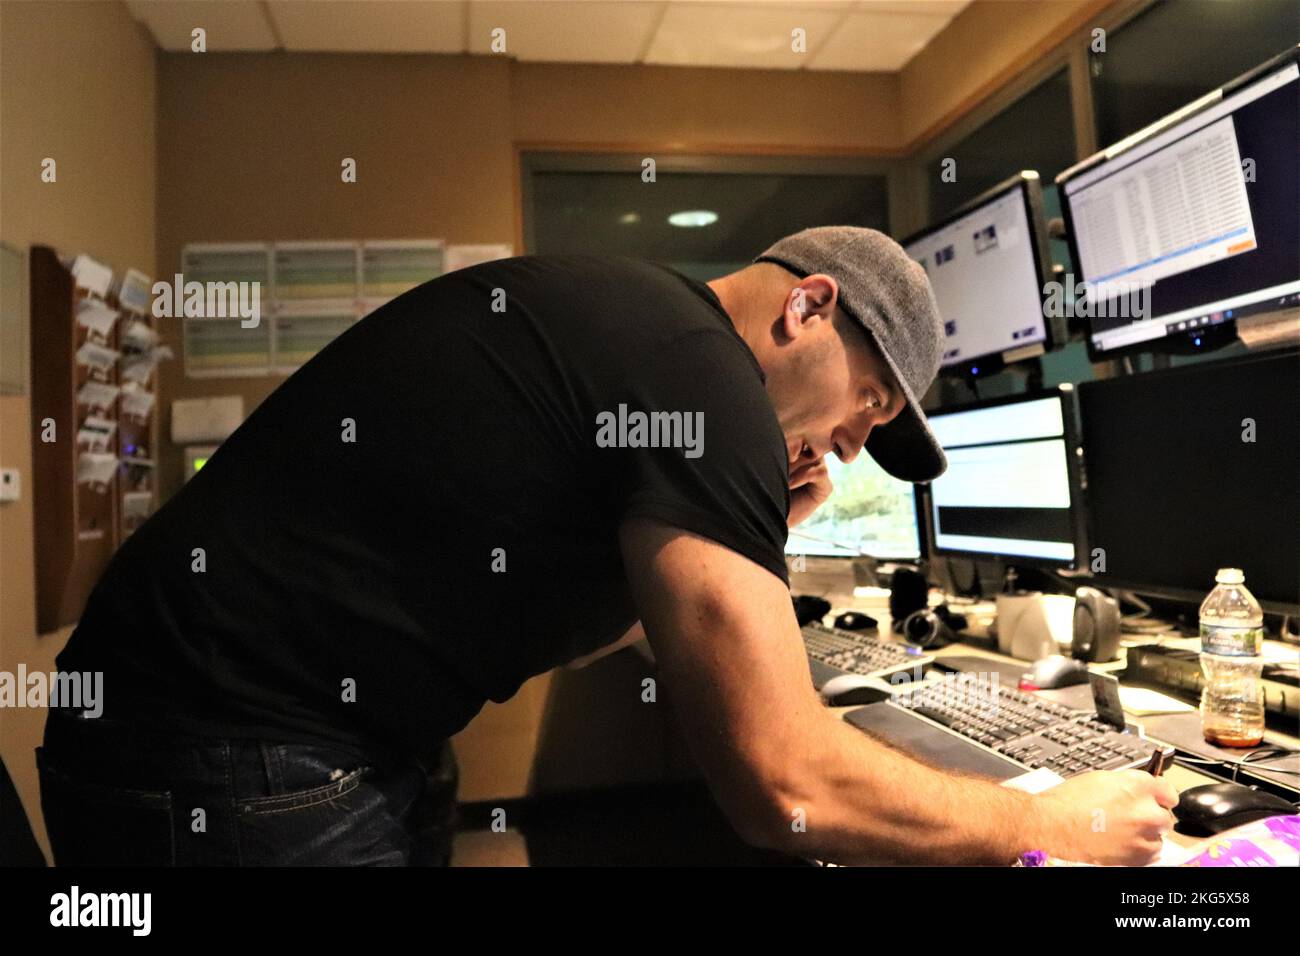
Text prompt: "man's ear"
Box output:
[[781, 274, 839, 339]]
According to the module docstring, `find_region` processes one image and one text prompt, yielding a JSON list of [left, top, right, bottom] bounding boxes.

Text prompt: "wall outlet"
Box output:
[[0, 468, 19, 503]]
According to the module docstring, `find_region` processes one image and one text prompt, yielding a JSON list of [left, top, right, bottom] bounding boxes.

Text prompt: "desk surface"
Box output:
[[800, 579, 1300, 851]]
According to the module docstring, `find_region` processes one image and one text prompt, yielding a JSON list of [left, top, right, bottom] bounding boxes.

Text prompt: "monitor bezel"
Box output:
[[1075, 346, 1300, 615], [1056, 44, 1300, 364], [914, 386, 1086, 572], [900, 170, 1060, 380]]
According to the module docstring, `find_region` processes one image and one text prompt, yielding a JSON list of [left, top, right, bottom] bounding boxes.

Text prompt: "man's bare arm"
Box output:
[[576, 466, 829, 670], [618, 518, 1176, 865]]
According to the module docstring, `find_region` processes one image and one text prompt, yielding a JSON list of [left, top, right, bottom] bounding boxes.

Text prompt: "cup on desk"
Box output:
[[996, 592, 1076, 661]]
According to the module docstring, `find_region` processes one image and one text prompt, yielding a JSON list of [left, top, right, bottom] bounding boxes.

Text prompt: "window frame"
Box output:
[[518, 150, 906, 258]]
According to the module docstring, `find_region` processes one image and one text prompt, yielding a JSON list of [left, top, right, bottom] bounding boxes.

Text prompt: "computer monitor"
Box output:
[[785, 454, 921, 561], [901, 172, 1058, 379], [918, 388, 1084, 569], [1077, 347, 1300, 614], [1058, 46, 1300, 361]]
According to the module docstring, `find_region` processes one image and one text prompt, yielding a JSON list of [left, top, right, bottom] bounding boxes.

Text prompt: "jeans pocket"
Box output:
[[235, 749, 395, 868], [238, 743, 371, 813], [236, 746, 417, 865], [36, 747, 176, 866], [237, 764, 369, 815]]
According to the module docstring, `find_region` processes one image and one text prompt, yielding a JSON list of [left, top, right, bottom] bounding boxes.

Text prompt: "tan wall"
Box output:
[[899, 0, 1117, 148], [511, 61, 900, 151], [153, 51, 518, 498], [0, 0, 157, 861]]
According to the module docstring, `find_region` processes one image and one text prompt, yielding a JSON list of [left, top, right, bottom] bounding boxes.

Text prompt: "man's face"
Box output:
[[761, 275, 906, 485]]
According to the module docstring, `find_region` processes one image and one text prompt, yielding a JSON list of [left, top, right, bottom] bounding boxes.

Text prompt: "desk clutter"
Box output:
[[1019, 814, 1300, 867], [794, 579, 1300, 817]]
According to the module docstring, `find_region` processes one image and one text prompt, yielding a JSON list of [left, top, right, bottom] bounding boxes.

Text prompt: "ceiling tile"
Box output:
[[126, 0, 278, 52], [646, 2, 847, 70], [467, 1, 664, 63], [267, 1, 466, 53], [810, 8, 953, 72], [126, 0, 974, 69]]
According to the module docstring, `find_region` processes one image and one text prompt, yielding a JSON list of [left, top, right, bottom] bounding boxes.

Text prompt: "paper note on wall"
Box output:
[[76, 341, 120, 372], [71, 254, 113, 297], [77, 415, 117, 450], [77, 381, 120, 410], [120, 386, 155, 420], [76, 298, 120, 338], [121, 319, 159, 351], [118, 268, 153, 315], [76, 452, 119, 485], [444, 244, 513, 274]]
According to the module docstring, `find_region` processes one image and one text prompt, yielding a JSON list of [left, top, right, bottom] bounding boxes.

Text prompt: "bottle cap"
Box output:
[[1215, 568, 1245, 585]]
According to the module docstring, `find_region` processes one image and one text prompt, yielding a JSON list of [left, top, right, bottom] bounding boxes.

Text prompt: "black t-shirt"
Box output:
[[60, 255, 791, 768]]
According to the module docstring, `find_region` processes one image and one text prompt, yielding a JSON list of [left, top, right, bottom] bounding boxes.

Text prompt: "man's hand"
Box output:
[[1035, 770, 1179, 865], [788, 457, 832, 528]]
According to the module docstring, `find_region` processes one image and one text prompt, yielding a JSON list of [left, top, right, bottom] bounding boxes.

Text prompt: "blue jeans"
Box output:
[[37, 707, 457, 866]]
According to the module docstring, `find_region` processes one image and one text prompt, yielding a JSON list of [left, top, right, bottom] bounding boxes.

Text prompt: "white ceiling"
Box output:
[[125, 0, 972, 72]]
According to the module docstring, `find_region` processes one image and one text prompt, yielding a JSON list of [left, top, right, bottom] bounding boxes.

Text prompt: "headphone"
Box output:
[[901, 605, 969, 649]]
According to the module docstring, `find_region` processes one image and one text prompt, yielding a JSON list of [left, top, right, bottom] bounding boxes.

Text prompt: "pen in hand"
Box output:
[[1144, 745, 1175, 776]]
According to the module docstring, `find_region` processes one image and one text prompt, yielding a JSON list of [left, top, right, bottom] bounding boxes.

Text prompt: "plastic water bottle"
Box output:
[[1199, 568, 1265, 747]]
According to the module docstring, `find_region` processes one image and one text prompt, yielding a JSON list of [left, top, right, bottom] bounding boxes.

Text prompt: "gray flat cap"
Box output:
[[754, 226, 947, 482]]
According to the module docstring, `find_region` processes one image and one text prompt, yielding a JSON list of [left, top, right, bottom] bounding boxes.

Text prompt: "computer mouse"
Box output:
[[819, 675, 892, 707], [1173, 783, 1296, 836], [1020, 654, 1090, 690], [833, 611, 878, 632]]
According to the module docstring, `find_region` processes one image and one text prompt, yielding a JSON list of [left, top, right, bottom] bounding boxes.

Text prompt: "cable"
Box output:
[[1029, 564, 1095, 594], [1176, 748, 1300, 783], [1111, 589, 1196, 637], [945, 556, 980, 599], [1120, 590, 1153, 621]]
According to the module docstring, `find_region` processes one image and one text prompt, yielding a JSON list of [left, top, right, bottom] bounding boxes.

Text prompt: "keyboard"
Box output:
[[801, 622, 932, 683], [888, 678, 1159, 778]]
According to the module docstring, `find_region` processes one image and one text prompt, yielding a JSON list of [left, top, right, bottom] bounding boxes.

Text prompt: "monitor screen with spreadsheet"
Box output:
[[918, 389, 1083, 568], [1058, 47, 1300, 359]]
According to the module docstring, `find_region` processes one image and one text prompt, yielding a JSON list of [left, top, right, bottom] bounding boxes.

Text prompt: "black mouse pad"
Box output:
[[844, 703, 1026, 781]]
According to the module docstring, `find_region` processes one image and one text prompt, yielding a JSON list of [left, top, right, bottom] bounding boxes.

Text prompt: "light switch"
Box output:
[[0, 468, 20, 503]]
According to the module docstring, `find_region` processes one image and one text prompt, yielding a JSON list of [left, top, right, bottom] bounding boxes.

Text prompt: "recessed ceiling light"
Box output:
[[668, 210, 718, 228], [618, 212, 640, 225]]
